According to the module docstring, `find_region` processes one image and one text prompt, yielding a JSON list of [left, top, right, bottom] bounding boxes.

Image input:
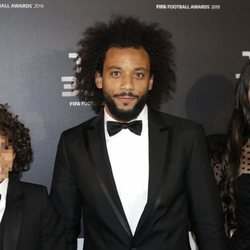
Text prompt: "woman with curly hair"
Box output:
[[0, 103, 66, 250], [220, 61, 250, 249], [0, 103, 32, 181]]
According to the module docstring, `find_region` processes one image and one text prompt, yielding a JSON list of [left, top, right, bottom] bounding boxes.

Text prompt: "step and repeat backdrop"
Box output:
[[0, 1, 249, 249]]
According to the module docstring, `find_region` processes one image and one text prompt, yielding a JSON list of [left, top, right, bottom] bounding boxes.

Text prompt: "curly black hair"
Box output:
[[75, 15, 176, 113], [0, 103, 33, 180]]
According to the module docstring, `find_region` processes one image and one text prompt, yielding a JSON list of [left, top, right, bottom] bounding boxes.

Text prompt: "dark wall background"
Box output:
[[0, 0, 249, 189]]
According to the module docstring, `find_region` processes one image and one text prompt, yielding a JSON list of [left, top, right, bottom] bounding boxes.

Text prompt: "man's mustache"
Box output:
[[113, 92, 139, 98]]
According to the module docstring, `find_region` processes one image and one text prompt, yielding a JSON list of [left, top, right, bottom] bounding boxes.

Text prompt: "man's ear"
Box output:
[[95, 72, 103, 89], [148, 75, 154, 90]]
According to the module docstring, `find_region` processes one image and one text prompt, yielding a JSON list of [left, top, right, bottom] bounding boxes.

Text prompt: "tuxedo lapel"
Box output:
[[3, 179, 23, 250], [135, 109, 172, 237], [82, 112, 132, 238]]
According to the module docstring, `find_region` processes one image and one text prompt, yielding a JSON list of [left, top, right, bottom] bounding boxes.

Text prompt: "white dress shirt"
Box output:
[[0, 178, 9, 223], [104, 105, 149, 235]]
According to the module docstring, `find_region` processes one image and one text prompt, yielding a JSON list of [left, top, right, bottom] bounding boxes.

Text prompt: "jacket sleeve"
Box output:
[[186, 125, 229, 250], [40, 186, 67, 250], [50, 132, 82, 250]]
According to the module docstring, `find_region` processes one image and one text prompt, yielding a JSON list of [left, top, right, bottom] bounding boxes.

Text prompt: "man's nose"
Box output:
[[120, 75, 134, 91]]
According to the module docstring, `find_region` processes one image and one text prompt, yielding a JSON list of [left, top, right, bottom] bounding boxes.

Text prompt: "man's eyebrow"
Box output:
[[107, 66, 148, 71], [134, 67, 147, 71], [107, 66, 122, 70]]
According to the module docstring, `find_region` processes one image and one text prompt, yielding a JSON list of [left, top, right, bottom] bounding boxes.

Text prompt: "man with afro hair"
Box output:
[[51, 16, 228, 250]]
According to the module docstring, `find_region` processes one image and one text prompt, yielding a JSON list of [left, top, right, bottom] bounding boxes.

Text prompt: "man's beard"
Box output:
[[103, 91, 148, 122]]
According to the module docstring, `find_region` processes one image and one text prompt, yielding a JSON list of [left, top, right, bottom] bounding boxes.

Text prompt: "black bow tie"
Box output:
[[107, 120, 142, 136]]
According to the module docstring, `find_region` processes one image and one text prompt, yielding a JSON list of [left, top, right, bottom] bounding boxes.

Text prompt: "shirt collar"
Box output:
[[0, 177, 9, 200]]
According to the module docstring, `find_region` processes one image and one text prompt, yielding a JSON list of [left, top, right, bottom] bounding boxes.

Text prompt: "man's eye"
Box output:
[[135, 72, 144, 79], [111, 71, 120, 78]]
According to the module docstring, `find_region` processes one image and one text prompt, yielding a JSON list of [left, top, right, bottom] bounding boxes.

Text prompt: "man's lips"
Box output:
[[117, 96, 135, 100], [115, 96, 138, 104]]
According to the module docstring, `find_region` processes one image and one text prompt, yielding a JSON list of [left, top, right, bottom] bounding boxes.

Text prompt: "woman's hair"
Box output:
[[0, 103, 33, 179], [75, 15, 176, 113], [221, 60, 250, 234]]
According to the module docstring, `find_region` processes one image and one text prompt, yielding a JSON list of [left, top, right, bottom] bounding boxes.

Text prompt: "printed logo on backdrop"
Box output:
[[61, 53, 92, 107], [0, 3, 44, 8], [155, 3, 220, 10], [235, 51, 250, 79]]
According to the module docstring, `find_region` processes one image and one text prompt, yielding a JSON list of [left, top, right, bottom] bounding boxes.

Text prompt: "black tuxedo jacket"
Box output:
[[51, 109, 228, 250], [1, 179, 66, 250]]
